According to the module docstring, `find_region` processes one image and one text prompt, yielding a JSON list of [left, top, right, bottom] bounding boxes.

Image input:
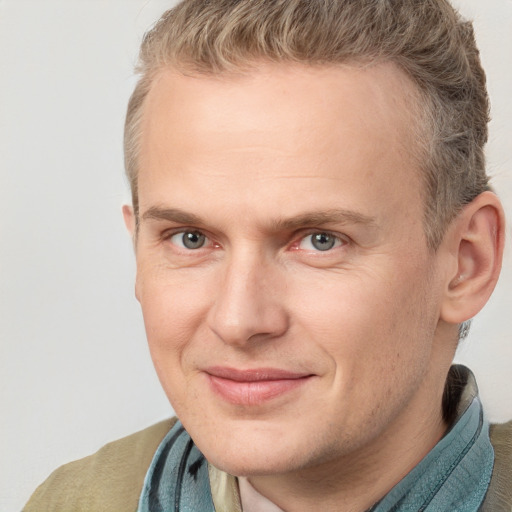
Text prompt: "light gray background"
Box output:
[[0, 1, 510, 510]]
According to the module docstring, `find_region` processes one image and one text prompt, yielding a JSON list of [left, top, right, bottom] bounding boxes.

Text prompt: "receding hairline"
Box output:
[[133, 57, 431, 224], [125, 0, 491, 252]]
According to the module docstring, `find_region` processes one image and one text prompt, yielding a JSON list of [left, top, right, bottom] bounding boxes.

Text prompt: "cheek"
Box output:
[[290, 266, 435, 373], [139, 286, 207, 416], [138, 261, 211, 328], [290, 268, 437, 432], [136, 266, 212, 380]]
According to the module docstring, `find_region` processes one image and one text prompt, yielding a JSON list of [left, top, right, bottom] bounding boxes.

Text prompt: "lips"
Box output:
[[205, 367, 313, 405]]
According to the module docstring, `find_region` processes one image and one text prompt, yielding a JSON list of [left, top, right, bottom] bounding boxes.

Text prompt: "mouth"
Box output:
[[204, 367, 314, 405]]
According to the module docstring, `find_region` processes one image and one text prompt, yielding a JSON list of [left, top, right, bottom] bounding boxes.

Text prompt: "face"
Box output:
[[131, 62, 453, 477]]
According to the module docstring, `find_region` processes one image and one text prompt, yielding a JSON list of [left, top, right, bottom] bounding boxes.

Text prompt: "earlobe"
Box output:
[[440, 191, 505, 325]]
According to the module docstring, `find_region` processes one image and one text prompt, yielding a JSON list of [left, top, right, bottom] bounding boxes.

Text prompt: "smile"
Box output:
[[205, 367, 314, 406]]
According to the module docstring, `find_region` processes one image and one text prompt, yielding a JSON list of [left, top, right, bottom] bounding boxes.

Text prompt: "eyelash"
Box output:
[[293, 231, 346, 252], [163, 228, 347, 254], [163, 230, 216, 251]]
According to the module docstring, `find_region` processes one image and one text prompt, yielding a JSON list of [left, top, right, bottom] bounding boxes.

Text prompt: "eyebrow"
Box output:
[[141, 206, 202, 225], [269, 209, 377, 231], [140, 206, 376, 231]]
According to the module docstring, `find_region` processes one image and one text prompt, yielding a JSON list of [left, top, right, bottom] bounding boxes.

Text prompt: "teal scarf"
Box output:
[[369, 395, 494, 511], [138, 423, 214, 512], [138, 375, 494, 511]]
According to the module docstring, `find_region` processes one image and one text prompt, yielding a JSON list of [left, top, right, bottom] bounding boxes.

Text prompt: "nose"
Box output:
[[206, 250, 289, 347]]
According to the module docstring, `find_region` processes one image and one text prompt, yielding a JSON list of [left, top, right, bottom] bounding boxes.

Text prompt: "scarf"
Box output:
[[369, 394, 493, 511]]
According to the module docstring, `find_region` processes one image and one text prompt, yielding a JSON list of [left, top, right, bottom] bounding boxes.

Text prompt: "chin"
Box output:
[[191, 423, 321, 477], [206, 447, 302, 477], [176, 397, 342, 476]]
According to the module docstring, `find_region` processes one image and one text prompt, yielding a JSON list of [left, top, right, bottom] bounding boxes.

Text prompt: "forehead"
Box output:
[[137, 62, 424, 229], [141, 61, 420, 154]]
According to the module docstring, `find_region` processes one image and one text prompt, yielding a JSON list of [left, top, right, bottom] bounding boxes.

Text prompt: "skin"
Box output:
[[124, 62, 504, 511]]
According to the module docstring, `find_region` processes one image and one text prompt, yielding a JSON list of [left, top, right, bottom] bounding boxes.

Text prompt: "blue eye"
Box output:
[[299, 232, 342, 251], [170, 231, 207, 250]]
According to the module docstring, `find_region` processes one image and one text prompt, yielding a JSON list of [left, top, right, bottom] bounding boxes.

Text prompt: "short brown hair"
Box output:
[[124, 0, 491, 249]]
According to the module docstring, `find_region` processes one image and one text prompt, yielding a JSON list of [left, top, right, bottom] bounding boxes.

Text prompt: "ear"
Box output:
[[440, 191, 505, 324], [122, 204, 140, 301], [122, 204, 136, 237]]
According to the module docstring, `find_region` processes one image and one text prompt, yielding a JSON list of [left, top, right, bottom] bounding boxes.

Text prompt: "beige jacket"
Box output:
[[24, 418, 512, 511]]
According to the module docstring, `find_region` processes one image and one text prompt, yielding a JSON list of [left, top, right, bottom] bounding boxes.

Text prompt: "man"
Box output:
[[25, 0, 510, 510]]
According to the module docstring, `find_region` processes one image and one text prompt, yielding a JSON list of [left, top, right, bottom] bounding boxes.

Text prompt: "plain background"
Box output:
[[0, 1, 510, 510]]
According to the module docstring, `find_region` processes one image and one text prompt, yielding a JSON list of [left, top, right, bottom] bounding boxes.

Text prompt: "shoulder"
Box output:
[[483, 420, 512, 511], [23, 418, 177, 512]]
